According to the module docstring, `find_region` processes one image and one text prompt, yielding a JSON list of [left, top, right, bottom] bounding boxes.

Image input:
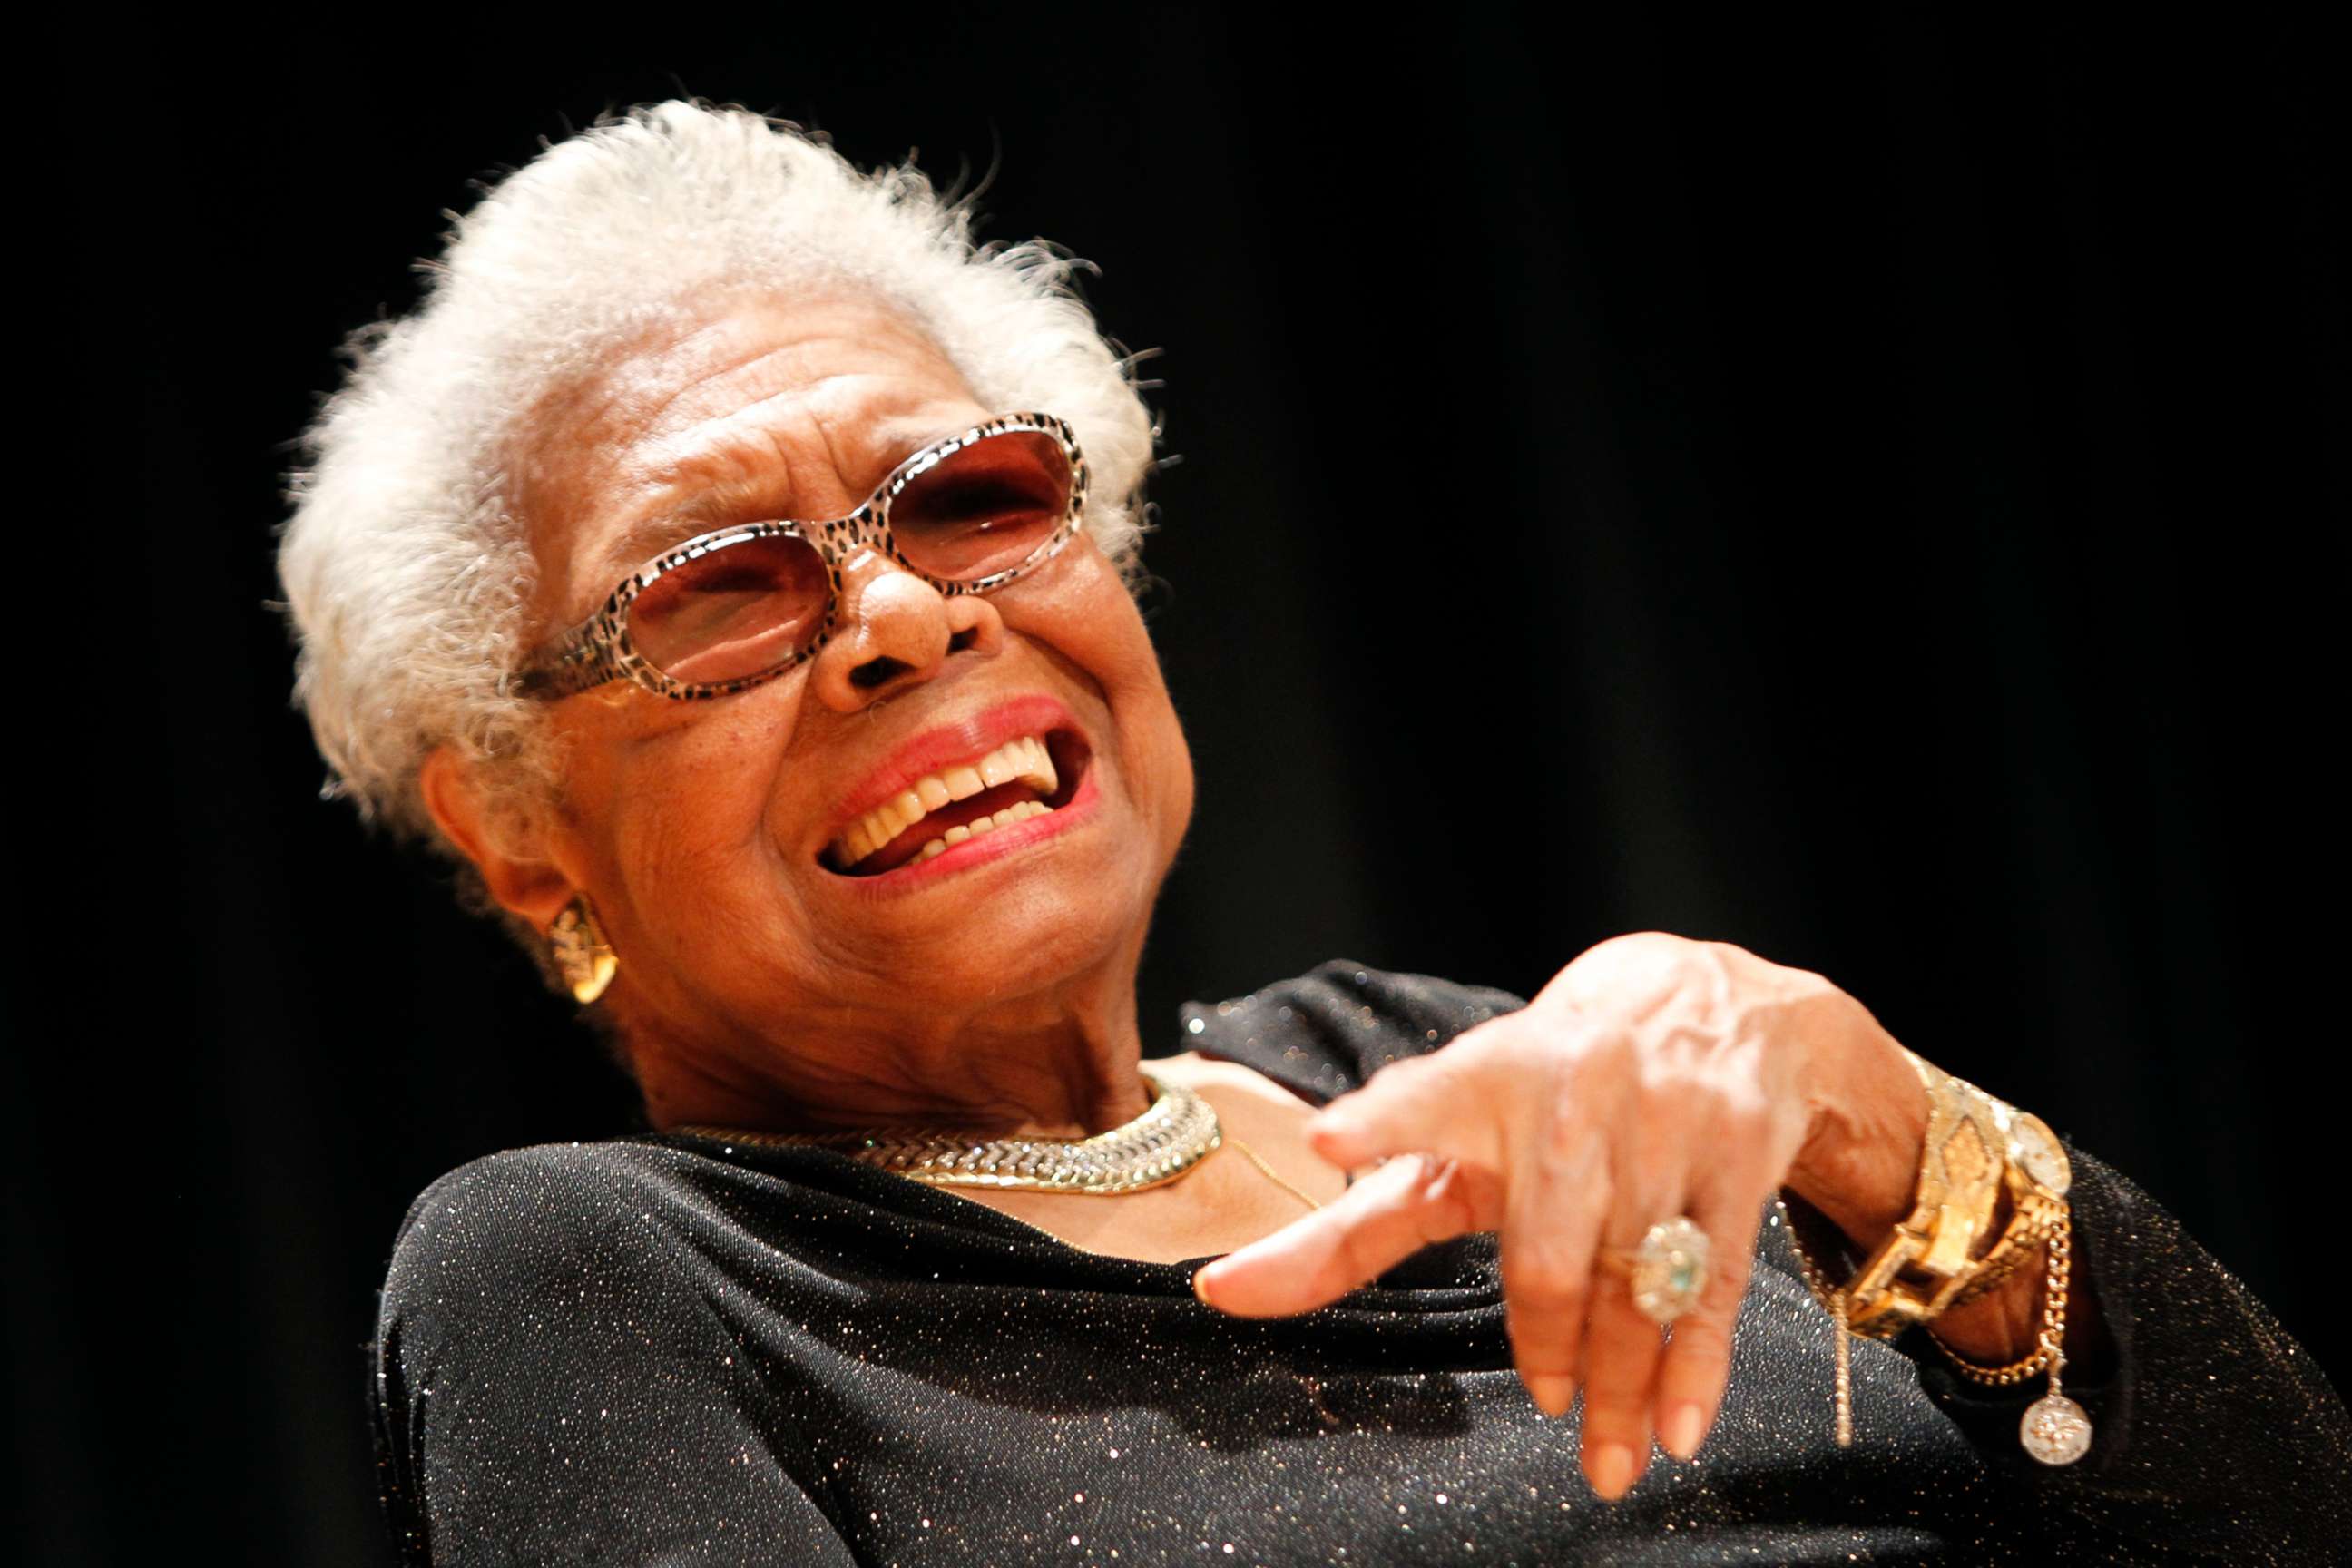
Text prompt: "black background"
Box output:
[[22, 9, 2345, 1561]]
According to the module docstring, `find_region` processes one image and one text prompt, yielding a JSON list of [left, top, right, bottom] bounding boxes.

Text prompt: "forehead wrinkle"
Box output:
[[558, 311, 914, 509], [614, 336, 848, 481], [532, 325, 810, 524], [603, 393, 981, 572], [629, 362, 973, 493], [528, 297, 985, 626], [517, 331, 822, 584], [586, 317, 796, 450]]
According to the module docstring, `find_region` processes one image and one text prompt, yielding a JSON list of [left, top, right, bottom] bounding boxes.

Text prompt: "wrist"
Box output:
[[1785, 1028, 1930, 1251], [1925, 1240, 2048, 1365], [1779, 1034, 2102, 1465]]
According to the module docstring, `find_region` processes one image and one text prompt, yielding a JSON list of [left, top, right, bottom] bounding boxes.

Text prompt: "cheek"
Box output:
[[1160, 706, 1197, 829], [1100, 624, 1191, 830], [1031, 555, 1194, 840], [1142, 701, 1196, 866], [568, 690, 807, 902], [1020, 542, 1170, 692]]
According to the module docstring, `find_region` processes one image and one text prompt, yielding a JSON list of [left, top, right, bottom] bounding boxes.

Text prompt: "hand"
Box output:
[[1190, 933, 1933, 1501]]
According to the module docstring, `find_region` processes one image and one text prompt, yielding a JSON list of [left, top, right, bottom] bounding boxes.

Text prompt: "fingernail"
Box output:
[[1191, 1267, 1218, 1308], [1589, 1442, 1639, 1501], [1661, 1402, 1705, 1460], [1525, 1374, 1576, 1417]]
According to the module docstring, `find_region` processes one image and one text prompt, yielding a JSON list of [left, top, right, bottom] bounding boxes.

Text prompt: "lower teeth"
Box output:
[[912, 800, 1054, 862]]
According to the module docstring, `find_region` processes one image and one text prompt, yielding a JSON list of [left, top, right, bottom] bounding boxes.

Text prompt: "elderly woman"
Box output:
[[283, 103, 2346, 1564]]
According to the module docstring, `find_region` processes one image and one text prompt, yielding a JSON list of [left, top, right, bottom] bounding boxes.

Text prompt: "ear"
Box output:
[[418, 745, 581, 932]]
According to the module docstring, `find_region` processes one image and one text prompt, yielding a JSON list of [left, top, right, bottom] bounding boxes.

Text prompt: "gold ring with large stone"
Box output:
[[1600, 1216, 1712, 1325]]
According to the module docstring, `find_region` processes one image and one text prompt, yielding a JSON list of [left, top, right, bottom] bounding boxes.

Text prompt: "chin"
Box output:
[[811, 833, 1167, 1015], [849, 886, 1149, 1018]]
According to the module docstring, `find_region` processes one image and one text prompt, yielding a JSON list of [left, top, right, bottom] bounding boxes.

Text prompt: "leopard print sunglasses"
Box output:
[[515, 412, 1089, 701]]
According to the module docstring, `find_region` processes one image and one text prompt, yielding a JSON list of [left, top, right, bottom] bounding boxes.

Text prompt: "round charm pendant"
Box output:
[[2020, 1392, 2092, 1465]]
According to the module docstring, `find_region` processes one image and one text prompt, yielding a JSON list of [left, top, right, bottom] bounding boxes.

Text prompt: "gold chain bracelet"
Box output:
[[1927, 1212, 2072, 1386], [1777, 1051, 2092, 1466]]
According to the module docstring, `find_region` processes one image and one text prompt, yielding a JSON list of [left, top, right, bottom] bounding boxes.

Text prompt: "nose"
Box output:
[[806, 549, 1003, 712]]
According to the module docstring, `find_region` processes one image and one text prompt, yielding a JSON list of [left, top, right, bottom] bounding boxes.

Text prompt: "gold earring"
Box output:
[[548, 896, 618, 1004]]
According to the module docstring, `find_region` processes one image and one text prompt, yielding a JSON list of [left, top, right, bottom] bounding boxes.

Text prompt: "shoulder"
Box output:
[[387, 1141, 674, 1266], [1177, 959, 1529, 1102], [377, 1141, 725, 1348], [368, 1144, 860, 1561], [372, 1142, 764, 1446]]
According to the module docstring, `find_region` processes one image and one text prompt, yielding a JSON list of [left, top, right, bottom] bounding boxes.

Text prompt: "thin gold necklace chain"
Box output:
[[1225, 1133, 1326, 1212]]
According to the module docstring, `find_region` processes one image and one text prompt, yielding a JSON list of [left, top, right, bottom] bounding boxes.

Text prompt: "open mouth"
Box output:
[[821, 729, 1091, 877]]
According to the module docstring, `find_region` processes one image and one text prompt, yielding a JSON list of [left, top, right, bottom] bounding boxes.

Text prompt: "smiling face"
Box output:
[[436, 287, 1195, 1127]]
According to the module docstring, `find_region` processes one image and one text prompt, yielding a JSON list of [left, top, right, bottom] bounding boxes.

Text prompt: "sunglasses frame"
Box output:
[[514, 412, 1089, 701]]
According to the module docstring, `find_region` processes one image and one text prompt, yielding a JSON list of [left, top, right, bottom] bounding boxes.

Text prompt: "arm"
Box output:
[[370, 1151, 860, 1567], [1197, 935, 2351, 1560]]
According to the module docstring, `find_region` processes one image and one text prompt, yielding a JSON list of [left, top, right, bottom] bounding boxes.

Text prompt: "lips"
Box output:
[[818, 697, 1092, 877]]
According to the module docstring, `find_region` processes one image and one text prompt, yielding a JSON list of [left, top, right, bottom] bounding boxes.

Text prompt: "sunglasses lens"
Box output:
[[890, 429, 1074, 583], [629, 534, 830, 685]]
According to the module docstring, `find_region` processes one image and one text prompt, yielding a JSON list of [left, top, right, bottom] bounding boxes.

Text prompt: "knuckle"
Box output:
[[1589, 930, 1697, 965], [1540, 1086, 1602, 1163], [1703, 1262, 1754, 1318], [1364, 1052, 1434, 1091], [1415, 1157, 1486, 1237], [1580, 1365, 1651, 1411], [1564, 933, 1710, 1014], [1499, 1250, 1589, 1309], [1582, 1412, 1643, 1448], [1473, 1015, 1548, 1073], [1374, 1152, 1439, 1206], [1664, 1310, 1734, 1361], [1506, 1303, 1581, 1361], [1710, 1074, 1771, 1122]]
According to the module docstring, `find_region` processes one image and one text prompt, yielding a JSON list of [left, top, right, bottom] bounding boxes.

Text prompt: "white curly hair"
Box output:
[[279, 100, 1160, 843]]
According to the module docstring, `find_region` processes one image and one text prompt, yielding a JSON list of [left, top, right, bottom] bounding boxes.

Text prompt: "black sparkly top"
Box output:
[[369, 962, 2350, 1564]]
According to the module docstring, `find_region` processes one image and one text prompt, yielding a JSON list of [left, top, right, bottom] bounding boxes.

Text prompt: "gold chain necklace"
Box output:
[[1225, 1134, 1326, 1212], [674, 1066, 1316, 1208]]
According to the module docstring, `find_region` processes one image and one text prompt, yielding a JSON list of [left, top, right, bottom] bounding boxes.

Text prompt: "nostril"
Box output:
[[849, 655, 911, 691], [947, 626, 980, 654]]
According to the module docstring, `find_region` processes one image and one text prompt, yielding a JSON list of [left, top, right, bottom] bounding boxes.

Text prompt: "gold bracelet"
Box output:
[[1930, 1207, 2092, 1465], [1838, 1051, 2051, 1339], [1779, 1050, 2091, 1465], [1928, 1209, 2068, 1386]]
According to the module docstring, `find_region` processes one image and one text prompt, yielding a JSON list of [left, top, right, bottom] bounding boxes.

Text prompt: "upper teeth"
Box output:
[[834, 735, 1060, 865]]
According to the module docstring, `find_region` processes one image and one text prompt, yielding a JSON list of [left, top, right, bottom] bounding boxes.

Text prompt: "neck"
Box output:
[[622, 938, 1155, 1140]]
